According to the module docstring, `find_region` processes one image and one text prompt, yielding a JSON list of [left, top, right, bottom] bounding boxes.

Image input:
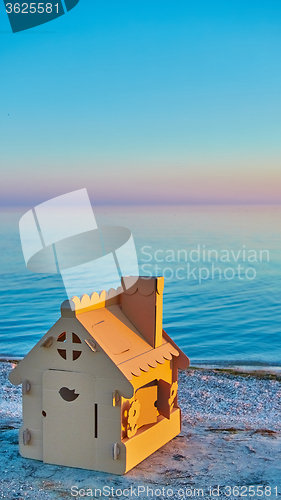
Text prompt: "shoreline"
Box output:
[[2, 356, 281, 378]]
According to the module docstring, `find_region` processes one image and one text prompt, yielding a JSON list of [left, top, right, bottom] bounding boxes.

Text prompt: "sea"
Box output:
[[0, 205, 281, 367]]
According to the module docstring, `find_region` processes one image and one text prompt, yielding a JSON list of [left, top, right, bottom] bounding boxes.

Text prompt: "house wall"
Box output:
[[11, 314, 182, 474], [130, 358, 173, 392], [121, 358, 175, 439], [124, 409, 181, 473], [121, 358, 182, 473], [13, 316, 133, 473]]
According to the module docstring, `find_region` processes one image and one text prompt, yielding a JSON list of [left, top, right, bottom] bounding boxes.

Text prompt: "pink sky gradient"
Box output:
[[1, 162, 280, 207]]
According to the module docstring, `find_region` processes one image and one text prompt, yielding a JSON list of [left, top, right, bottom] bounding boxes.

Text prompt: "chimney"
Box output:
[[121, 276, 164, 348]]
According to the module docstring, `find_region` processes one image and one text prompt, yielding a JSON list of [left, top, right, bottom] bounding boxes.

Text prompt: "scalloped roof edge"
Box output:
[[60, 277, 165, 315]]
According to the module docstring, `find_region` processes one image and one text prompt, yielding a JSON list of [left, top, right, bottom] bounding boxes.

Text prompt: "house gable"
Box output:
[[9, 314, 133, 399]]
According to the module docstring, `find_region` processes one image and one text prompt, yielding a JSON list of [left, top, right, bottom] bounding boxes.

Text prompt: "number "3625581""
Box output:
[[6, 3, 59, 13]]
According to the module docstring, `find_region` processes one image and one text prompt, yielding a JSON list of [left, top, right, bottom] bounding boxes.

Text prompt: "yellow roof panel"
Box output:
[[77, 304, 181, 381]]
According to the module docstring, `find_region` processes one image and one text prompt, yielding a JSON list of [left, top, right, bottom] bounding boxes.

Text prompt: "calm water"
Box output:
[[0, 205, 281, 365]]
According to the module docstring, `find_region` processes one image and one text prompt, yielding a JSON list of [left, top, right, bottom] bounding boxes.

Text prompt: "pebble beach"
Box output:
[[1, 361, 280, 499]]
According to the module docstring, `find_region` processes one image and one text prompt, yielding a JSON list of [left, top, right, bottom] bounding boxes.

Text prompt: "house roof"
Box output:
[[77, 304, 189, 381], [9, 278, 189, 387]]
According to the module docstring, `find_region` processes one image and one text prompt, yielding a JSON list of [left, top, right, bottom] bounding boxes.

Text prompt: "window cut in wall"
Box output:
[[57, 333, 82, 360], [57, 332, 66, 342], [72, 333, 81, 344]]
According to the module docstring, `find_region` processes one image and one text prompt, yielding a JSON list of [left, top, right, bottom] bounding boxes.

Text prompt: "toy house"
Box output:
[[9, 276, 189, 474]]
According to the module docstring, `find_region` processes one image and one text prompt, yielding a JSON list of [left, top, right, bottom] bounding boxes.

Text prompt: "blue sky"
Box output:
[[0, 1, 281, 205]]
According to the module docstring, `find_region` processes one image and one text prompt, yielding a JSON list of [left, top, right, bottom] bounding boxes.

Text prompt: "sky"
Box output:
[[0, 0, 281, 206]]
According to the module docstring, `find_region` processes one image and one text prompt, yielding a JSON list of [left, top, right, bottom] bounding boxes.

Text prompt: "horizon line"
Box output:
[[0, 201, 281, 209]]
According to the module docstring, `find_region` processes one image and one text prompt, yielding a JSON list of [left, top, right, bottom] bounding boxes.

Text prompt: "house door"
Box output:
[[42, 370, 97, 469]]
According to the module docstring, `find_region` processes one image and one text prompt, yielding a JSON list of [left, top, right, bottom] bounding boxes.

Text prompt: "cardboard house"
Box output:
[[9, 276, 190, 474]]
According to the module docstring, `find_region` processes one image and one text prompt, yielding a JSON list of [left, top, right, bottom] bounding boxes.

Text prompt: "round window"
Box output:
[[57, 332, 82, 360]]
